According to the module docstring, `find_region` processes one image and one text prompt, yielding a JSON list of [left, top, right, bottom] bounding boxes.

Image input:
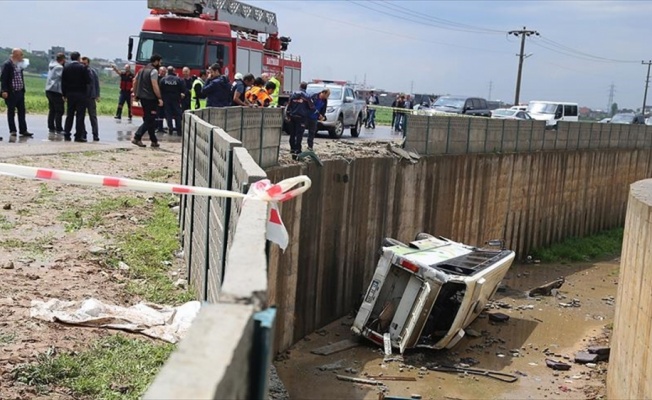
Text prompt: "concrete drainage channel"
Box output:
[[274, 260, 617, 399]]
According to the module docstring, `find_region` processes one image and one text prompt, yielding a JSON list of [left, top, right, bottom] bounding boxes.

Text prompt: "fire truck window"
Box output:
[[137, 38, 204, 68], [208, 44, 229, 70]]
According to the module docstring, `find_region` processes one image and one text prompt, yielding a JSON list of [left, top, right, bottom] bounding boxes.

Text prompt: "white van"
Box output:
[[352, 233, 515, 353], [527, 101, 579, 128]]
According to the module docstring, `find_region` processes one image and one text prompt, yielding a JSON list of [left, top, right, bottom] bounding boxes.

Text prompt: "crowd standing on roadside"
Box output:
[[2, 48, 295, 149]]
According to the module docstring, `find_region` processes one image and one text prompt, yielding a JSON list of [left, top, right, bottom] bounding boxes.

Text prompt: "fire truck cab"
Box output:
[[128, 0, 302, 113]]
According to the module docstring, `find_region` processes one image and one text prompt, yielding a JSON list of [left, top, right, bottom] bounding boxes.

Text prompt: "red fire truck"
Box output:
[[128, 0, 302, 115]]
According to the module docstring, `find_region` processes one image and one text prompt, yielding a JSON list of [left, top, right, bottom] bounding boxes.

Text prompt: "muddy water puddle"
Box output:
[[275, 259, 619, 399]]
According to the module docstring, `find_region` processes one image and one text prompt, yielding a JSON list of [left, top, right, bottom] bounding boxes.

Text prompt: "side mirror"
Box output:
[[128, 37, 134, 61], [344, 96, 354, 103]]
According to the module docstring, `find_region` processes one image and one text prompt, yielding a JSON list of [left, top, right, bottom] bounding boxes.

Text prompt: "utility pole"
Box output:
[[642, 61, 652, 116], [488, 80, 493, 101], [607, 83, 615, 115], [509, 26, 539, 105]]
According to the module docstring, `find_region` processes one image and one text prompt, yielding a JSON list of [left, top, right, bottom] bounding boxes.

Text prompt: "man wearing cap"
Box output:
[[1, 48, 33, 137], [160, 66, 185, 135]]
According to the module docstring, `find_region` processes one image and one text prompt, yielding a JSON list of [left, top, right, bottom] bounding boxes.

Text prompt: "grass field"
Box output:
[[0, 73, 121, 116], [530, 227, 624, 263]]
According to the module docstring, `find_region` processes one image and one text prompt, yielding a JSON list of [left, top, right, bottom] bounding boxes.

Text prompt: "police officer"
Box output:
[[160, 66, 185, 135]]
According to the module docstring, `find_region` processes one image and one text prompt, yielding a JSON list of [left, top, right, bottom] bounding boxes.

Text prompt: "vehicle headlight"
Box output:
[[326, 107, 335, 113]]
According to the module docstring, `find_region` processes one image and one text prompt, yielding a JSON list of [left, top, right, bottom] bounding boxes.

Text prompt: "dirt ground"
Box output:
[[0, 145, 184, 400], [275, 259, 618, 400]]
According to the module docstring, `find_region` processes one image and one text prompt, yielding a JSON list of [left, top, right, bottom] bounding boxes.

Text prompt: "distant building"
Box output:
[[48, 46, 71, 60], [31, 50, 47, 58]]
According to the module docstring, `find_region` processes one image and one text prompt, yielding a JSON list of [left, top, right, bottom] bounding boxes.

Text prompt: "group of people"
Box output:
[[123, 54, 285, 148], [1, 48, 100, 142], [284, 82, 330, 159]]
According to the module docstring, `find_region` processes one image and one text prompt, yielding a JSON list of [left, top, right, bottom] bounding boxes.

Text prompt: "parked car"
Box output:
[[598, 118, 611, 124], [510, 105, 528, 112], [306, 83, 366, 138], [491, 108, 532, 120], [527, 101, 578, 128], [352, 233, 515, 353], [610, 113, 645, 125], [420, 96, 492, 117]]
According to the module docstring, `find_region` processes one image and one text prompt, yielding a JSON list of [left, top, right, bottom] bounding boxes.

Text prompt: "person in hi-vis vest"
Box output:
[[191, 70, 207, 110]]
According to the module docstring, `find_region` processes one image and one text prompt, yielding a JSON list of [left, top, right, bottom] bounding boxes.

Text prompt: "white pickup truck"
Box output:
[[307, 82, 366, 139], [352, 233, 515, 353]]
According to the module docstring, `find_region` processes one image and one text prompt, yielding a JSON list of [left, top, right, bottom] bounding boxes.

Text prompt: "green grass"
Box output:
[[0, 215, 15, 230], [12, 335, 173, 400], [0, 235, 53, 254], [113, 196, 193, 304], [59, 196, 144, 232], [0, 330, 16, 346], [141, 169, 173, 183], [1, 73, 120, 116], [530, 227, 624, 263]]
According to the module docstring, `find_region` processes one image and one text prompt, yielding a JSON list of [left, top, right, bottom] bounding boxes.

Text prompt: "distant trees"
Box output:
[[611, 102, 618, 117]]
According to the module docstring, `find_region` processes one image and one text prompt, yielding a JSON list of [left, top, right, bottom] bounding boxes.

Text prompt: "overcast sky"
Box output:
[[3, 0, 651, 110]]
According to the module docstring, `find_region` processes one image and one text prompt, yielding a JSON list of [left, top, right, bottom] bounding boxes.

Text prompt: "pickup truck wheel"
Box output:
[[329, 116, 344, 139], [350, 115, 362, 137]]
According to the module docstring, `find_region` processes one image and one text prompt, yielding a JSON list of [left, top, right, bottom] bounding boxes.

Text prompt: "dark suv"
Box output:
[[422, 96, 491, 117]]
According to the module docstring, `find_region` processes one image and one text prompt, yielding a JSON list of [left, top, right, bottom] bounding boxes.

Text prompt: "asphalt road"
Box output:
[[0, 114, 400, 145]]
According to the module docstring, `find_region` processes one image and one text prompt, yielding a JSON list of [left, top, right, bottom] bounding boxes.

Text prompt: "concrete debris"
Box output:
[[88, 246, 106, 255], [465, 328, 482, 338], [574, 351, 598, 364], [529, 278, 565, 297], [545, 359, 571, 371], [173, 279, 188, 289], [118, 261, 130, 271], [588, 346, 610, 361], [559, 299, 581, 308], [1, 261, 15, 269], [488, 312, 510, 323], [318, 359, 345, 371]]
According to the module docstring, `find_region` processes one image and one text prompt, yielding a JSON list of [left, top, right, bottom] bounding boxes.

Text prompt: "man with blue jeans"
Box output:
[[0, 48, 33, 137], [307, 88, 329, 151], [366, 91, 379, 129]]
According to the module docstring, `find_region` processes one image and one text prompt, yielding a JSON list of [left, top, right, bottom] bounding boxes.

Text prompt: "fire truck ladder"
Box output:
[[147, 0, 278, 33]]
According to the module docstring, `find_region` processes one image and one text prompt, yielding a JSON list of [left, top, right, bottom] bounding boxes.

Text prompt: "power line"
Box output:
[[365, 0, 506, 35], [509, 26, 539, 105]]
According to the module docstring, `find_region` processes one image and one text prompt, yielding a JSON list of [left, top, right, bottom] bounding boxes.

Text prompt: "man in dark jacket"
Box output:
[[61, 51, 91, 142], [160, 66, 185, 135], [132, 54, 163, 148], [285, 82, 314, 159], [307, 88, 329, 151], [201, 63, 231, 107], [181, 66, 193, 112], [1, 48, 33, 137], [81, 57, 100, 141]]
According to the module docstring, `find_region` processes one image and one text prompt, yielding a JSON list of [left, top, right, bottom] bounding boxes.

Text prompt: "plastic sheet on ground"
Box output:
[[30, 298, 201, 343]]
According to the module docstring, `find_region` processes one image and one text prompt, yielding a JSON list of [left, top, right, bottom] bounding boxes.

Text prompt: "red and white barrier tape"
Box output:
[[0, 163, 311, 250]]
